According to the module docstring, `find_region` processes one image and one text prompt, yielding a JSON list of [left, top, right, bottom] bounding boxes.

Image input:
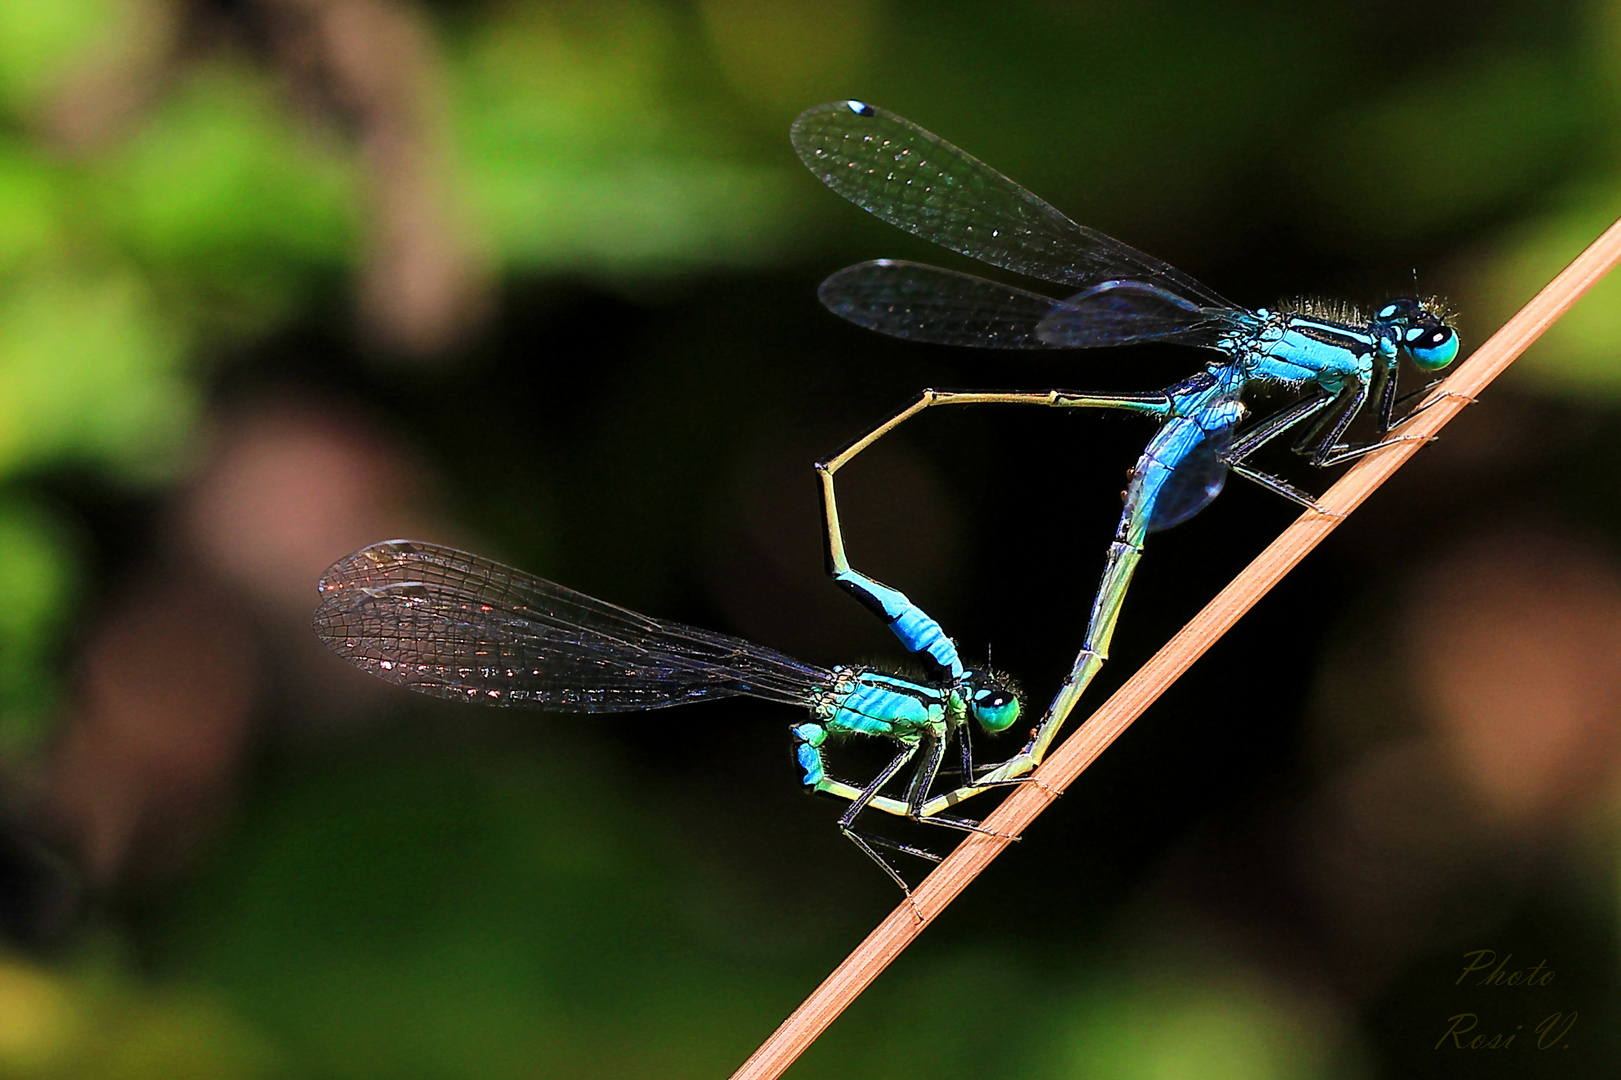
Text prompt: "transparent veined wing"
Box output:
[[819, 260, 1075, 348], [1035, 279, 1242, 348], [791, 100, 1235, 310], [819, 260, 1240, 349], [314, 540, 834, 711]]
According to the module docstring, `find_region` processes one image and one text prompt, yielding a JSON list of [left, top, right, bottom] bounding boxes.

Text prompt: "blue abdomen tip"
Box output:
[[846, 100, 874, 116]]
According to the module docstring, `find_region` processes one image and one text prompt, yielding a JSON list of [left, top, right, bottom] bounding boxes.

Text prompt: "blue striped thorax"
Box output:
[[1218, 297, 1459, 391], [812, 667, 943, 740], [1223, 308, 1371, 391], [1212, 295, 1465, 390], [811, 664, 1021, 740], [821, 573, 1022, 736]]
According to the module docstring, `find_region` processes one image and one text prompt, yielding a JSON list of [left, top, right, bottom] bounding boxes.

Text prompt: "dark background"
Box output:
[[0, 1, 1615, 1076]]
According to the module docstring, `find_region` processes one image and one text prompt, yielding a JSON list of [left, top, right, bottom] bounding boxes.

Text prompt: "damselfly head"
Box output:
[[1375, 296, 1460, 372], [961, 669, 1022, 733]]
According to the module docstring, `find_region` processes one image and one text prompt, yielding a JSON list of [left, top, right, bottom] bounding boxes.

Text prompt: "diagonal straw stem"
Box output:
[[730, 213, 1621, 1080]]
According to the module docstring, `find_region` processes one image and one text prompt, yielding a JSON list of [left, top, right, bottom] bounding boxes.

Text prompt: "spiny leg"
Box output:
[[1226, 464, 1329, 511], [1304, 382, 1473, 467], [796, 722, 916, 818], [956, 717, 975, 785], [946, 718, 1032, 795], [1307, 352, 1413, 456], [1297, 383, 1406, 467], [837, 743, 934, 892], [899, 729, 1007, 837], [823, 725, 1007, 843], [1367, 360, 1468, 433], [812, 746, 1035, 823], [1312, 430, 1434, 468], [1395, 379, 1475, 417], [928, 721, 1021, 791], [1221, 383, 1421, 498], [1297, 372, 1453, 468], [1228, 387, 1339, 462], [1220, 388, 1353, 510], [830, 732, 1018, 890], [1363, 357, 1402, 437]]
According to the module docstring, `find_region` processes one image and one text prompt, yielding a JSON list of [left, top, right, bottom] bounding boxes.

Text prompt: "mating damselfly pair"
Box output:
[[314, 100, 1461, 890]]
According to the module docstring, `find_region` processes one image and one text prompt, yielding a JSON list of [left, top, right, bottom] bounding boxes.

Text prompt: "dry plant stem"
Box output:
[[729, 213, 1621, 1080]]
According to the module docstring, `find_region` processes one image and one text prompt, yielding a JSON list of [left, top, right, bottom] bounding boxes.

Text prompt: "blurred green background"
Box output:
[[0, 0, 1617, 1077]]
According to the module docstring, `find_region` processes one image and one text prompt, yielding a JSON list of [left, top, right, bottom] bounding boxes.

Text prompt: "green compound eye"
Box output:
[[971, 688, 1021, 733]]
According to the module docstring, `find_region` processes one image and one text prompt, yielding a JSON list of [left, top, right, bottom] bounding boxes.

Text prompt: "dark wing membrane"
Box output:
[[791, 100, 1234, 309], [820, 260, 1077, 348], [1035, 279, 1240, 348], [313, 540, 834, 712], [820, 260, 1241, 350]]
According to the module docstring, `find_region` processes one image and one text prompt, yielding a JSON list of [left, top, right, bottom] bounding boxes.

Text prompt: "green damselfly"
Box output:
[[314, 539, 1021, 890]]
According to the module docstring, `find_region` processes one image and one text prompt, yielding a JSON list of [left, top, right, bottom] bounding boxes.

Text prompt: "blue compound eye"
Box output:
[[1406, 325, 1459, 370], [971, 688, 1021, 733]]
